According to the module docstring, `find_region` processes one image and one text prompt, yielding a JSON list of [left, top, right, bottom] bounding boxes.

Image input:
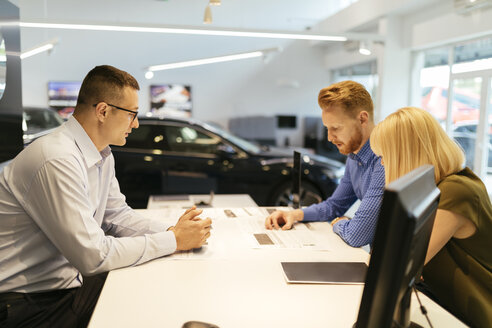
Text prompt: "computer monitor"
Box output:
[[292, 151, 301, 209], [354, 164, 440, 328], [276, 115, 297, 128]]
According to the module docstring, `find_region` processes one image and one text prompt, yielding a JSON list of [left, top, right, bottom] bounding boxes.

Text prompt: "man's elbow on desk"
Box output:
[[332, 220, 371, 248]]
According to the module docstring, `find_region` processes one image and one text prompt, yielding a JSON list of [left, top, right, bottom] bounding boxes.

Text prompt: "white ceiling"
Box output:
[[16, 0, 357, 31]]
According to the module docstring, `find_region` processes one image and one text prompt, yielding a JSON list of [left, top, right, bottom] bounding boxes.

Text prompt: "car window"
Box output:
[[24, 109, 63, 130], [441, 89, 480, 108], [204, 123, 261, 154], [124, 125, 158, 149], [165, 125, 221, 154]]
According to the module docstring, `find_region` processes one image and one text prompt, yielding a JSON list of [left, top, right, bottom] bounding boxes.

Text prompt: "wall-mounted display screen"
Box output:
[[150, 84, 192, 118], [277, 115, 297, 128], [48, 81, 81, 119]]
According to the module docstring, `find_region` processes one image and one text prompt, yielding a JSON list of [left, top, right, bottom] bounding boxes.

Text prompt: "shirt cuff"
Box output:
[[302, 206, 320, 222], [137, 230, 177, 264]]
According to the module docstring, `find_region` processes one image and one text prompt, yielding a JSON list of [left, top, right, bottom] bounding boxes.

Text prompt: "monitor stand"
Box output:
[[392, 288, 424, 328], [352, 288, 424, 328], [292, 151, 301, 209]]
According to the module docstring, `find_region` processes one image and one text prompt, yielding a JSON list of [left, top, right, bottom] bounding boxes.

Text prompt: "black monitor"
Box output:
[[354, 164, 440, 328], [292, 151, 301, 209], [277, 115, 297, 128]]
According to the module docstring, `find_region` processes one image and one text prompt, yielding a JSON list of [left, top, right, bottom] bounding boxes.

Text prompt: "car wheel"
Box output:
[[269, 181, 323, 207]]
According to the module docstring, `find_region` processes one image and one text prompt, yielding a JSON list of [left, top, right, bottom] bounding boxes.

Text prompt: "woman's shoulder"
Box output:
[[438, 168, 488, 209], [438, 168, 483, 192]]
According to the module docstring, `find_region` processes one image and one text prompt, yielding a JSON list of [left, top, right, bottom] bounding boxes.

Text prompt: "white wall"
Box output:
[[225, 41, 331, 146], [17, 0, 335, 133], [17, 0, 492, 136], [20, 26, 300, 128], [315, 0, 492, 122]]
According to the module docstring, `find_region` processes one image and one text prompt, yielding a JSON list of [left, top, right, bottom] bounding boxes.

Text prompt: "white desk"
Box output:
[[147, 194, 258, 209], [89, 209, 466, 328]]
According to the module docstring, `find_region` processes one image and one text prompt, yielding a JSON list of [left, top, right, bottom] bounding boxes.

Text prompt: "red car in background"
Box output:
[[421, 86, 480, 123]]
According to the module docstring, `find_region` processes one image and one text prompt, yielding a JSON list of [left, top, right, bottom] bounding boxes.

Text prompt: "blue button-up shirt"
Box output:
[[303, 140, 385, 247]]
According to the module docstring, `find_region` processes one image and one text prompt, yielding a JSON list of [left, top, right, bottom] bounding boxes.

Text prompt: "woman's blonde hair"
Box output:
[[371, 107, 465, 184]]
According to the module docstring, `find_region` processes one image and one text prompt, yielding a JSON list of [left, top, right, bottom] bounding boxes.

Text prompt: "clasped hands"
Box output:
[[169, 206, 212, 251]]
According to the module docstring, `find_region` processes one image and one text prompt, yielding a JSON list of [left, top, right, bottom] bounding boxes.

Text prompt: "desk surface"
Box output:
[[147, 194, 258, 209], [89, 209, 466, 328]]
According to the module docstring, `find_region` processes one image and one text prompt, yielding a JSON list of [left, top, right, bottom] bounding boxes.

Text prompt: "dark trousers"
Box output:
[[0, 273, 107, 328]]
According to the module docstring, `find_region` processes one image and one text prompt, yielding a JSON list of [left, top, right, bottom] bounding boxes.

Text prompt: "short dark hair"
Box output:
[[318, 80, 373, 120], [76, 65, 140, 108]]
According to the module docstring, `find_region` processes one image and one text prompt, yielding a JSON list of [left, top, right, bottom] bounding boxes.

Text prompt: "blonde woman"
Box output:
[[371, 107, 491, 328]]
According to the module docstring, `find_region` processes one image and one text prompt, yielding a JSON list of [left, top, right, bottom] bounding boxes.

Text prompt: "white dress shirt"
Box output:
[[0, 116, 177, 293]]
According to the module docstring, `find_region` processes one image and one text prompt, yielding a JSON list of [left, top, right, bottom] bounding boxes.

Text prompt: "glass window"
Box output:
[[452, 37, 492, 74], [165, 125, 222, 154], [124, 125, 156, 149], [22, 108, 63, 134], [484, 79, 492, 191], [204, 122, 260, 154], [414, 36, 492, 184], [332, 61, 378, 99], [419, 47, 450, 124]]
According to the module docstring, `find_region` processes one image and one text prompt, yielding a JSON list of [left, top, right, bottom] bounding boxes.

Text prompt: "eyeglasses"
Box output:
[[93, 102, 138, 123]]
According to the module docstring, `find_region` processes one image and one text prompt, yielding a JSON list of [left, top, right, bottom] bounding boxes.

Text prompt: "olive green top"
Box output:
[[423, 167, 492, 328]]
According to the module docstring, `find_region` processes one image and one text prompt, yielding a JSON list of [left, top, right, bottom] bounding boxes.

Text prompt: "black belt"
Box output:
[[0, 289, 74, 303], [0, 292, 25, 302]]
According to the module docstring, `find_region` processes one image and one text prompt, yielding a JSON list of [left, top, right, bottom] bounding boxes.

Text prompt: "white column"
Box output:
[[376, 16, 412, 123]]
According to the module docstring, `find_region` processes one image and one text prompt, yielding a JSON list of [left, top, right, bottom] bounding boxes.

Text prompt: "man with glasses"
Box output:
[[0, 65, 211, 327]]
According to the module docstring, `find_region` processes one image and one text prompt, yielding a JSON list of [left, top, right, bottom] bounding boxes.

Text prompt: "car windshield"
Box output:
[[203, 122, 261, 154], [23, 108, 64, 133]]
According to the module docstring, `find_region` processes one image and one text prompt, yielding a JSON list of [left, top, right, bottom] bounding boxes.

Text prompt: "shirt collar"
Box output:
[[348, 139, 373, 165], [65, 116, 111, 168]]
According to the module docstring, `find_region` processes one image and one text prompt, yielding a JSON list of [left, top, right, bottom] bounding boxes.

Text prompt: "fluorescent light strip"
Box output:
[[19, 22, 347, 42], [148, 51, 264, 71], [20, 43, 54, 59]]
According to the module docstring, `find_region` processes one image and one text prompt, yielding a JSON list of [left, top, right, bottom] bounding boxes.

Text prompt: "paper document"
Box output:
[[239, 216, 333, 251], [136, 207, 333, 259]]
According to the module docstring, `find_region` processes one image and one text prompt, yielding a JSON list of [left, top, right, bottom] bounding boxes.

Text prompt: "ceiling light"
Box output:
[[20, 39, 58, 59], [145, 71, 154, 79], [19, 22, 348, 42], [203, 5, 212, 24], [209, 0, 221, 5], [359, 41, 371, 56], [146, 47, 280, 72]]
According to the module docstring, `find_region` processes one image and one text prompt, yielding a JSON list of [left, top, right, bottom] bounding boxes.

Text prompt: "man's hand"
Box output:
[[170, 206, 212, 251], [264, 209, 304, 230]]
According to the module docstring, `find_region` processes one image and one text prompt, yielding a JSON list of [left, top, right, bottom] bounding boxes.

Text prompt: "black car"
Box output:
[[111, 115, 345, 209], [23, 107, 64, 145], [0, 107, 64, 163]]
